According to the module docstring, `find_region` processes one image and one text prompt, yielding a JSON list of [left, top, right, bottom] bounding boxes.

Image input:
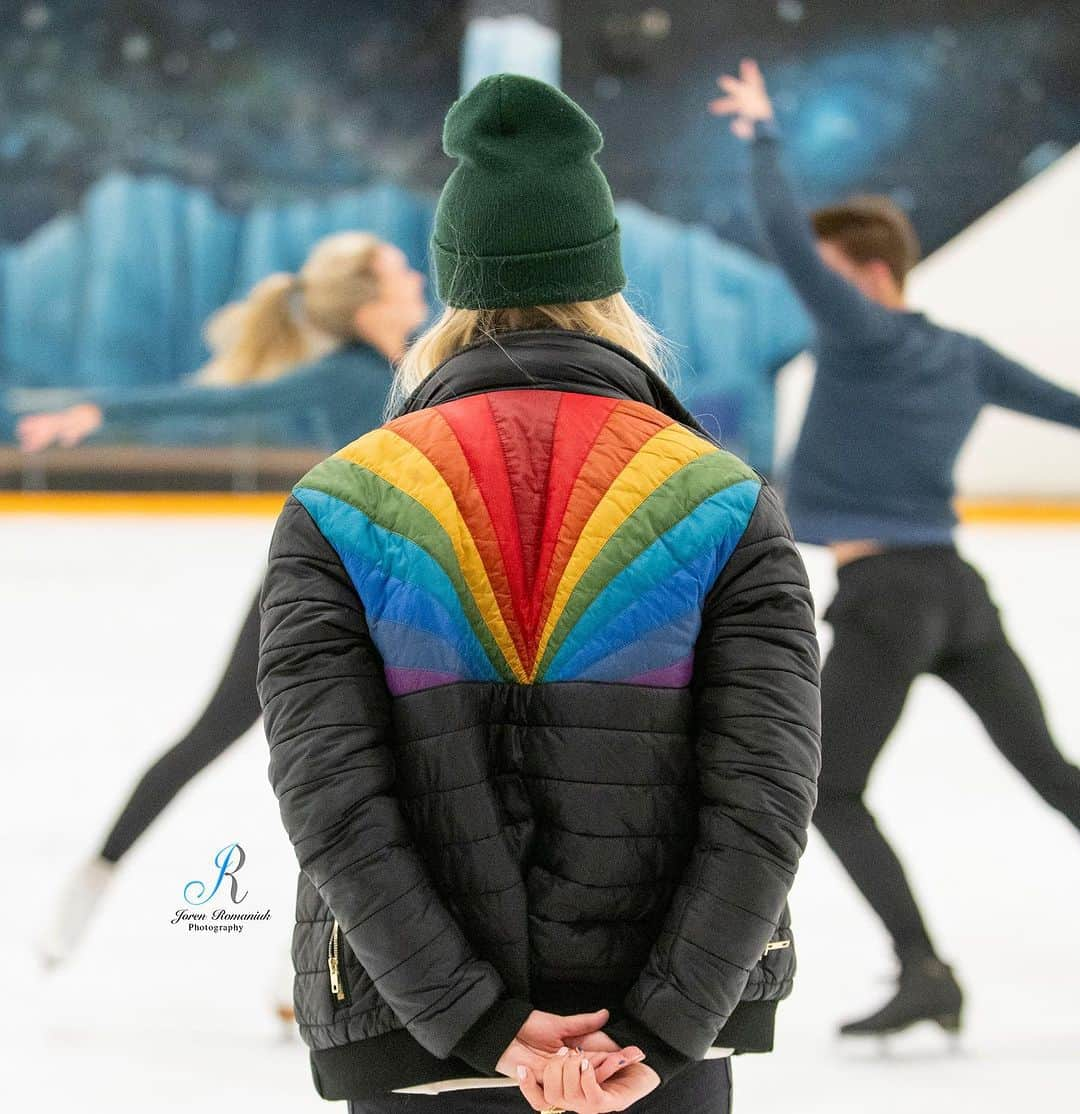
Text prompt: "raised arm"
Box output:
[[977, 340, 1080, 429], [611, 482, 821, 1061], [710, 59, 898, 344]]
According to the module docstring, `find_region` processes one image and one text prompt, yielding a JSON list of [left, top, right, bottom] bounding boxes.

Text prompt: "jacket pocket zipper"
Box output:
[[762, 939, 791, 959], [328, 919, 348, 1003]]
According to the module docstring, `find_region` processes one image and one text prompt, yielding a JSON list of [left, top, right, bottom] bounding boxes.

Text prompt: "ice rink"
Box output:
[[4, 510, 1078, 1113]]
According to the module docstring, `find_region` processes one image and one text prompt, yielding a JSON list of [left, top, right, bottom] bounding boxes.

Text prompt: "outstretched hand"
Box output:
[[16, 403, 103, 453], [709, 58, 774, 140]]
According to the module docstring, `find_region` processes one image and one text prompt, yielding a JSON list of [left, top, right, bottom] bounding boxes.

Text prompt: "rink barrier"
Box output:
[[0, 492, 288, 515], [954, 499, 1080, 523], [2, 492, 1080, 522]]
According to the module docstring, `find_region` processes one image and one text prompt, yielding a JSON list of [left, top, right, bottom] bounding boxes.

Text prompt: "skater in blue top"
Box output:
[[27, 231, 429, 1006], [14, 231, 425, 454], [712, 59, 1080, 1039]]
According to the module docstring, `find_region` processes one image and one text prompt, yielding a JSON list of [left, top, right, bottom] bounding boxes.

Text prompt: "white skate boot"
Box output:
[[39, 855, 118, 969]]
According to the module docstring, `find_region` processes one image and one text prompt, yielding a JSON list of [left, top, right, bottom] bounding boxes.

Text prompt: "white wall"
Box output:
[[775, 144, 1080, 497]]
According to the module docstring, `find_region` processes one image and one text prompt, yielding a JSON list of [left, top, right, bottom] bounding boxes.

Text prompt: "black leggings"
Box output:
[[99, 591, 263, 863], [812, 545, 1080, 961], [347, 1059, 732, 1114]]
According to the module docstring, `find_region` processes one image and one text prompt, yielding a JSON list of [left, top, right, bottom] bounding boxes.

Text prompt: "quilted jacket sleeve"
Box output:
[[616, 481, 821, 1061], [257, 495, 530, 1063]]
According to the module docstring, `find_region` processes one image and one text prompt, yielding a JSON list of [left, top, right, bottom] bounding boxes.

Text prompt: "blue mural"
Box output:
[[565, 3, 1079, 256], [2, 1, 1074, 477], [0, 172, 808, 468]]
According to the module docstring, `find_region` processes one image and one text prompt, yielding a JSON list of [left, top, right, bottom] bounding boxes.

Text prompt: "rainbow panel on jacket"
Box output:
[[294, 388, 761, 696]]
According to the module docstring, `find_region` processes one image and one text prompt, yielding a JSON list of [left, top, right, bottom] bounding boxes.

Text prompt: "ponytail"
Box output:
[[195, 273, 327, 385], [194, 232, 385, 385]]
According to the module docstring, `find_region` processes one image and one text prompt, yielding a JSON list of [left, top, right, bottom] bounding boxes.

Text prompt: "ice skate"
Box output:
[[39, 855, 118, 969], [839, 956, 964, 1040], [274, 998, 296, 1032], [272, 948, 297, 1038]]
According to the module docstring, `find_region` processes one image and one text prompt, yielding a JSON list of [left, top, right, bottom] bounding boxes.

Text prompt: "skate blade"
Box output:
[[837, 1018, 966, 1061], [36, 945, 69, 972]]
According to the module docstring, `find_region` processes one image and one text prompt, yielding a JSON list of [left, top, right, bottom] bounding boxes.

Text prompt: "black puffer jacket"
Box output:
[[257, 331, 821, 1101]]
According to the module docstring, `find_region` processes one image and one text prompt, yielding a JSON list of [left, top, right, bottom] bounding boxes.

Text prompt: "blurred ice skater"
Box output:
[[712, 58, 1080, 1040], [26, 231, 428, 1030], [15, 232, 426, 454]]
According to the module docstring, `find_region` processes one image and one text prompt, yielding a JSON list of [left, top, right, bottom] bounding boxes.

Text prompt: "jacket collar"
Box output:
[[390, 329, 720, 447]]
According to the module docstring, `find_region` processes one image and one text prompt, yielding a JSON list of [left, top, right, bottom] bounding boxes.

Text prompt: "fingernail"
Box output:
[[557, 1046, 569, 1057], [575, 1046, 583, 1053], [581, 1059, 591, 1072], [516, 1066, 527, 1080]]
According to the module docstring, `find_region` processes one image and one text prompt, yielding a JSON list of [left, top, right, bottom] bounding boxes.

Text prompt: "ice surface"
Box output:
[[3, 514, 1077, 1112]]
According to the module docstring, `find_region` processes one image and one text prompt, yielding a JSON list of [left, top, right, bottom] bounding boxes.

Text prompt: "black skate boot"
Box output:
[[839, 956, 963, 1038]]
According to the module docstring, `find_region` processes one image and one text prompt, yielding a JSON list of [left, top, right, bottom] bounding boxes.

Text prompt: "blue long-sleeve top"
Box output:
[[750, 120, 1080, 545], [6, 340, 393, 452]]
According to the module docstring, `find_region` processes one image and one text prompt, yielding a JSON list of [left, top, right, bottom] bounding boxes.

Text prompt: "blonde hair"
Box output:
[[197, 231, 384, 384], [386, 293, 673, 420]]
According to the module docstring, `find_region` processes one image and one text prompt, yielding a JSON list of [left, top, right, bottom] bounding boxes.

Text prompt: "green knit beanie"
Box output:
[[432, 73, 626, 310]]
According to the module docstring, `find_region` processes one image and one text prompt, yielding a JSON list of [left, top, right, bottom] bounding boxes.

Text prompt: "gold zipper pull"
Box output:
[[763, 939, 791, 958], [328, 920, 346, 1001]]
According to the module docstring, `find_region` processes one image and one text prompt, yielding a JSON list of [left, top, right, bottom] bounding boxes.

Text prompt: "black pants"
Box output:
[[347, 1059, 731, 1114], [100, 591, 263, 862], [813, 545, 1080, 960]]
